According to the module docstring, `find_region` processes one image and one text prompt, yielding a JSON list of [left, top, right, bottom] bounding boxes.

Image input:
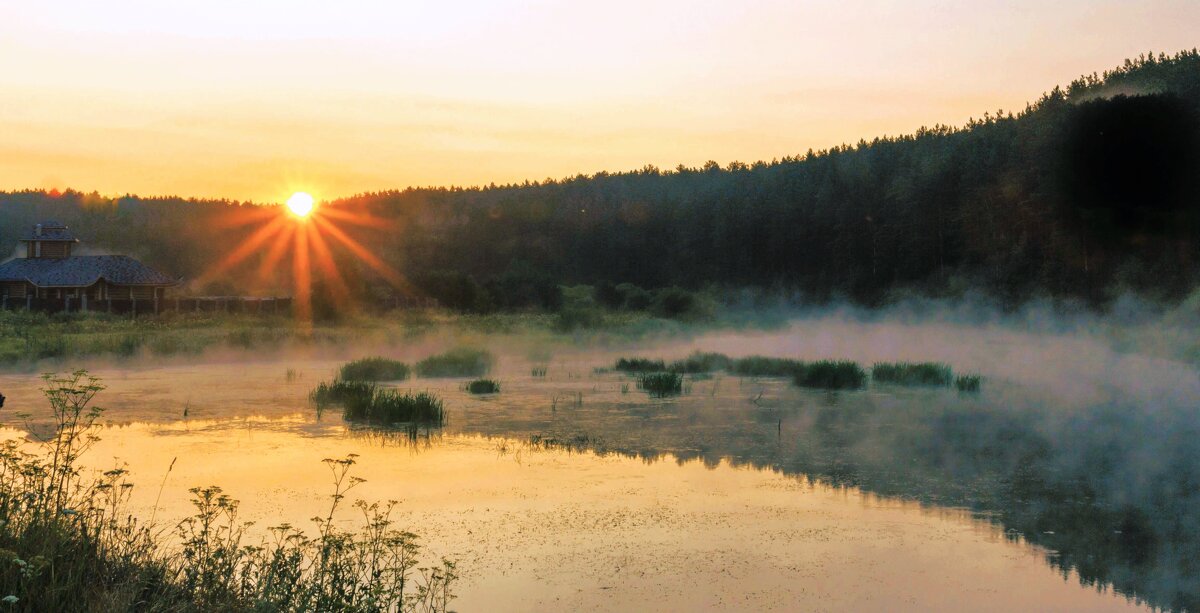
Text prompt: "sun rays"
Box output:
[[195, 194, 409, 324]]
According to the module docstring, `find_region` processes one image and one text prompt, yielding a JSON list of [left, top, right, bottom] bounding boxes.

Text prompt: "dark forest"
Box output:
[[3, 51, 1198, 312]]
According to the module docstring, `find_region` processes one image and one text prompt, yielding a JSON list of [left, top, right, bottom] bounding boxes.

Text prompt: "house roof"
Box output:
[[0, 256, 179, 288], [21, 221, 77, 242]]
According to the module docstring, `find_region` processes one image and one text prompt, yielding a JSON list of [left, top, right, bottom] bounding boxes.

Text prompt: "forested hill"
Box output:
[[2, 51, 1199, 310]]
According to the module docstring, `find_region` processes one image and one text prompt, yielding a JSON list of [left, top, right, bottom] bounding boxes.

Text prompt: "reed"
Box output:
[[309, 379, 375, 411], [343, 389, 446, 425], [871, 362, 953, 386], [416, 348, 494, 377], [794, 360, 867, 390], [613, 357, 667, 373], [731, 356, 805, 377], [668, 351, 732, 374], [339, 356, 411, 381], [955, 374, 983, 393], [466, 379, 501, 394], [637, 372, 684, 397]]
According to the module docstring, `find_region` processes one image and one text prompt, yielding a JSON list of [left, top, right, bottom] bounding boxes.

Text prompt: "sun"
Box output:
[[286, 192, 315, 217]]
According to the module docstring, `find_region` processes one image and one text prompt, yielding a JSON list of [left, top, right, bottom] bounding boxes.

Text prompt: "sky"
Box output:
[[0, 0, 1197, 202]]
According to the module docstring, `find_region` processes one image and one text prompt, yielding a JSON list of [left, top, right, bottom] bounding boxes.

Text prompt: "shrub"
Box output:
[[339, 357, 411, 381], [485, 260, 563, 311], [614, 357, 667, 373], [615, 283, 652, 311], [794, 360, 867, 390], [593, 281, 625, 309], [637, 372, 684, 397], [872, 362, 953, 386], [554, 306, 605, 331], [416, 348, 494, 377], [411, 270, 493, 312], [650, 286, 698, 319], [466, 379, 501, 394]]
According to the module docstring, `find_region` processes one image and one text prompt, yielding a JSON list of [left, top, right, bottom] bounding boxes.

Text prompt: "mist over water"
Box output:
[[0, 300, 1197, 610]]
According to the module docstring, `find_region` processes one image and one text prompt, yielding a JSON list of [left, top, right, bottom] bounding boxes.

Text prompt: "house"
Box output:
[[0, 220, 179, 312]]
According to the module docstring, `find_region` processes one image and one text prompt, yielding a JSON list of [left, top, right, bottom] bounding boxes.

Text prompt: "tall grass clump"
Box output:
[[668, 352, 732, 374], [0, 371, 456, 612], [794, 360, 867, 390], [344, 389, 446, 426], [415, 348, 494, 378], [955, 374, 983, 393], [466, 379, 501, 394], [309, 379, 376, 411], [339, 357, 411, 381], [637, 372, 684, 397], [311, 380, 446, 427], [530, 366, 547, 377], [872, 362, 953, 386], [613, 357, 666, 373], [731, 356, 805, 377]]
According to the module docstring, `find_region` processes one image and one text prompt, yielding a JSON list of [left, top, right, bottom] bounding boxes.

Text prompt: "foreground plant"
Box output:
[[0, 370, 456, 612]]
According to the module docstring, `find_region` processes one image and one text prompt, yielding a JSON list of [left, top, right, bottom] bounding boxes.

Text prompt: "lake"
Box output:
[[1, 319, 1193, 611]]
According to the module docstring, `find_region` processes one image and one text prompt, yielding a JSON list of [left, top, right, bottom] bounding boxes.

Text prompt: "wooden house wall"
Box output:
[[38, 242, 70, 258], [3, 282, 26, 298]]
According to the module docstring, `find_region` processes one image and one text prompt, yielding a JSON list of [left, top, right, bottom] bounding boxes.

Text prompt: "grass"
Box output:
[[466, 379, 501, 394], [309, 379, 376, 410], [311, 380, 446, 426], [637, 372, 684, 397], [0, 307, 778, 368], [731, 356, 806, 377], [668, 351, 732, 374], [955, 374, 983, 393], [613, 357, 666, 373], [415, 348, 494, 378], [0, 371, 456, 612], [530, 366, 547, 377], [793, 360, 867, 390], [339, 356, 411, 381], [872, 362, 953, 386], [344, 389, 446, 425]]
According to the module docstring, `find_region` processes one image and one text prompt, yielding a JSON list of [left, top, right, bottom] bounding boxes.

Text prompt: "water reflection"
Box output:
[[0, 358, 1188, 611], [437, 374, 1194, 612]]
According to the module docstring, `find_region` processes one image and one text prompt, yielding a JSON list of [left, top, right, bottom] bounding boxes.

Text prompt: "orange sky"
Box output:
[[1, 1, 1197, 203]]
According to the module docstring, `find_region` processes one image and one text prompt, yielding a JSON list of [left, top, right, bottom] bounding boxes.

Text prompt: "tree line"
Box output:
[[1, 51, 1198, 312]]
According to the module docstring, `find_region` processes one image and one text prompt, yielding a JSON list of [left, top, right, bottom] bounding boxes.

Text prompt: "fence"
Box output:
[[0, 296, 293, 316]]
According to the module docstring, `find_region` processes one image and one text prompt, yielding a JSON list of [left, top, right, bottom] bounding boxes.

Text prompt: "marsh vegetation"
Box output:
[[465, 379, 500, 394], [636, 372, 684, 397], [414, 348, 494, 378], [339, 357, 411, 382], [871, 362, 954, 386], [311, 379, 446, 427]]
